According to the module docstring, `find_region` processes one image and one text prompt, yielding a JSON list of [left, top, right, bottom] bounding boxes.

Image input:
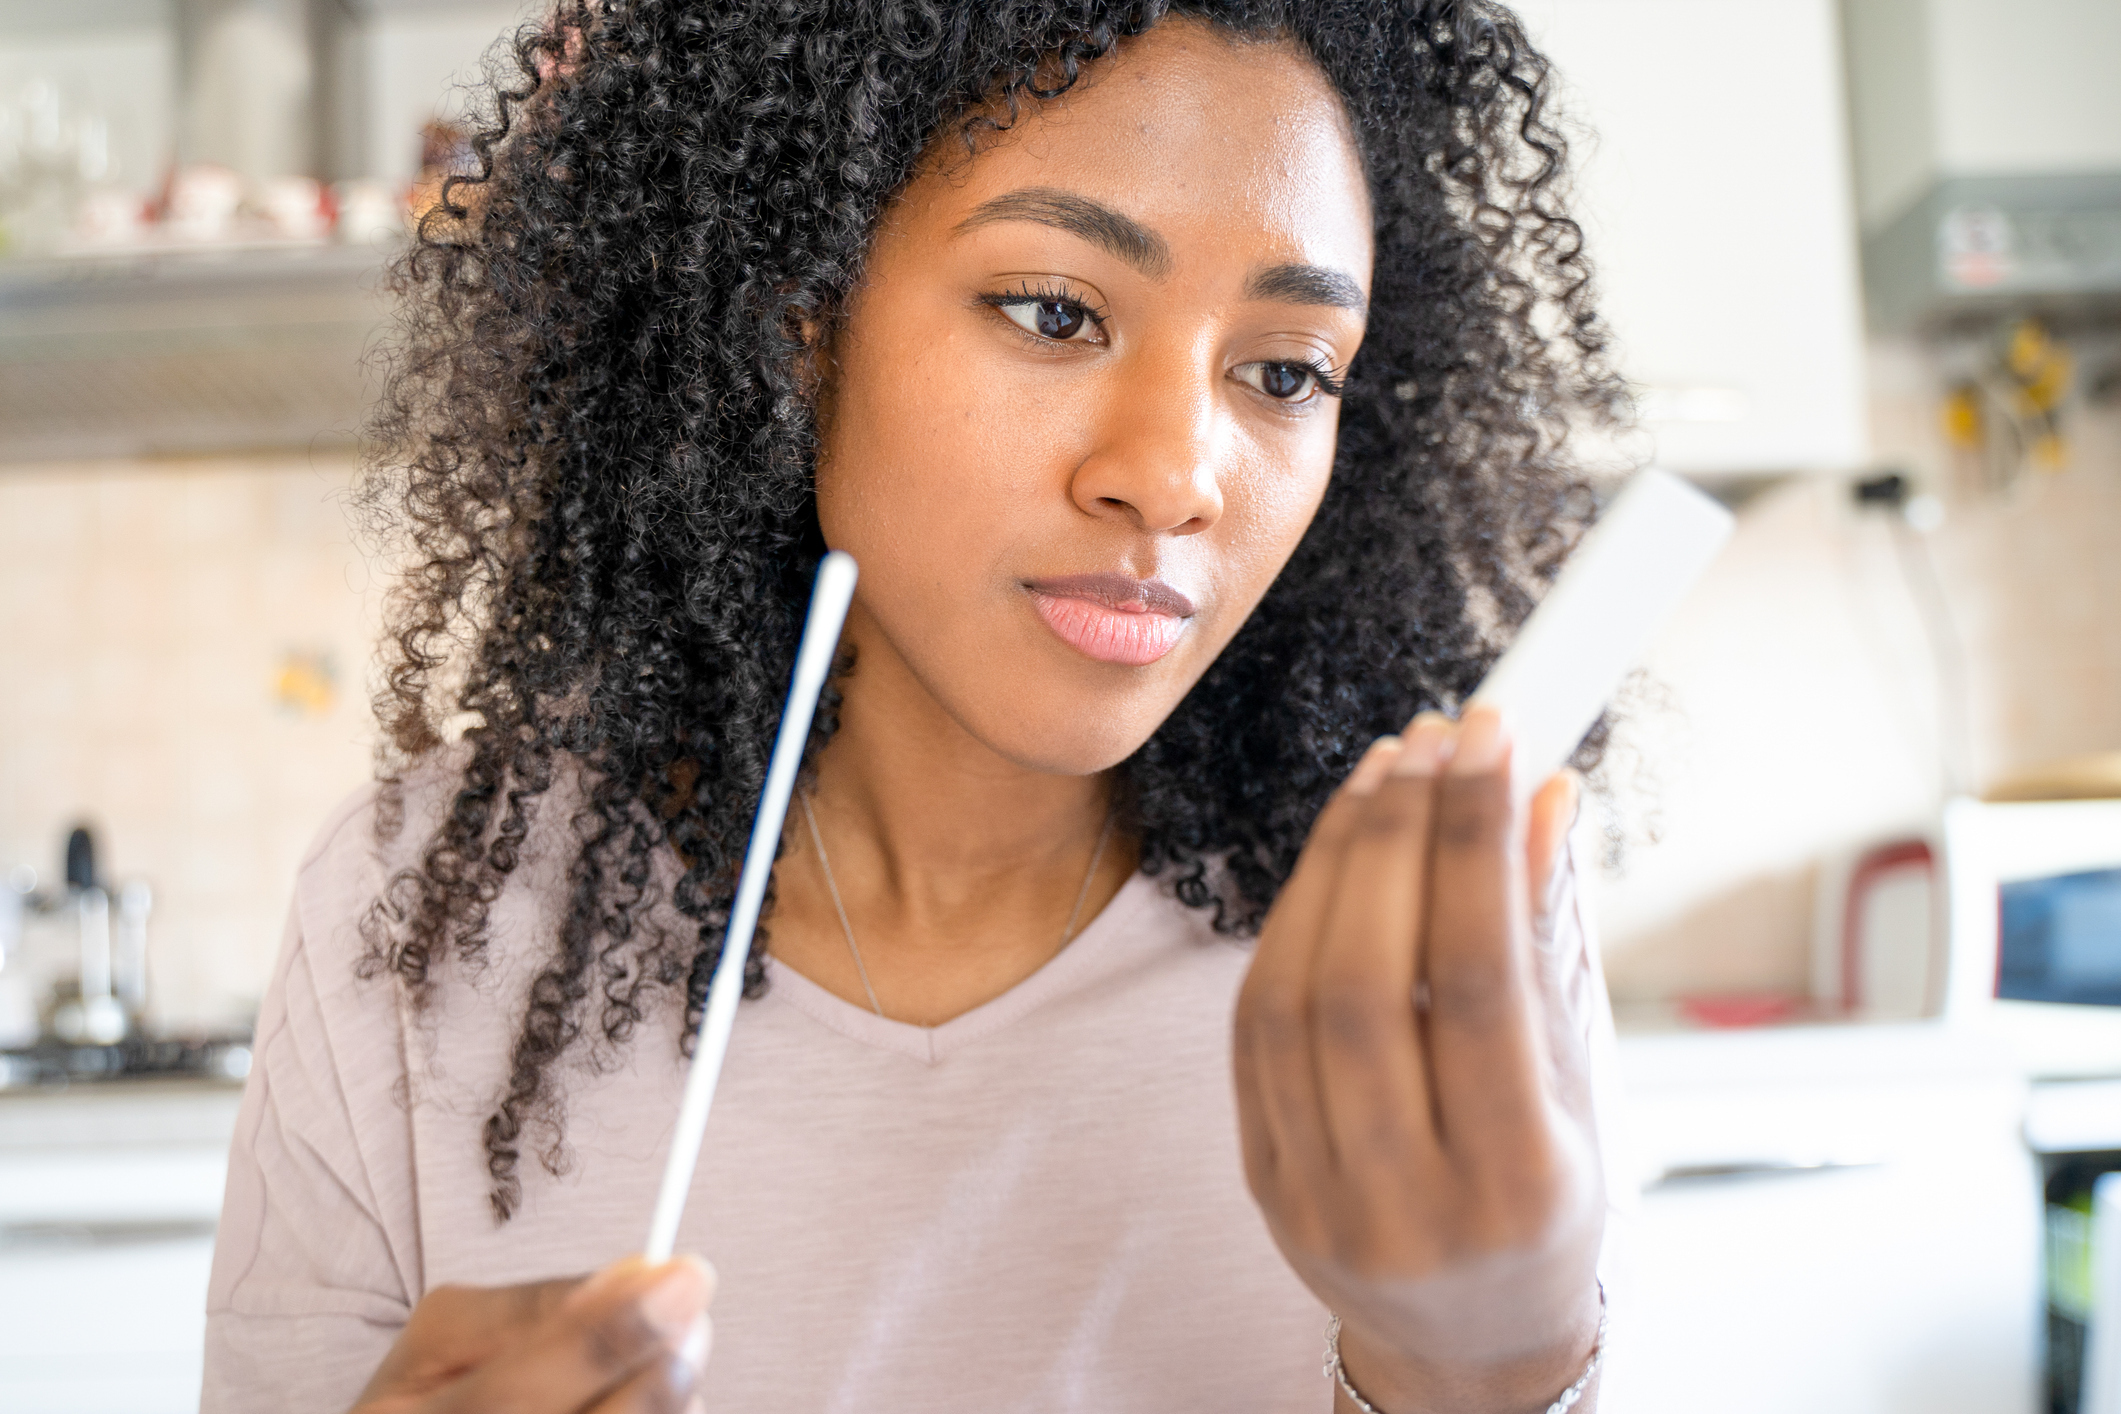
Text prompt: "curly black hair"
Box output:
[[357, 0, 1623, 1221]]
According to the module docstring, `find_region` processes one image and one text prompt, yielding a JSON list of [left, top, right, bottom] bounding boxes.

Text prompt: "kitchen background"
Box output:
[[3, 2, 2119, 1412]]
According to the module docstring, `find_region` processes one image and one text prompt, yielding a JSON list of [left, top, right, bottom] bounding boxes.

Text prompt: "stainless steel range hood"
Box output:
[[0, 0, 526, 464], [0, 245, 385, 463], [1845, 0, 2121, 332]]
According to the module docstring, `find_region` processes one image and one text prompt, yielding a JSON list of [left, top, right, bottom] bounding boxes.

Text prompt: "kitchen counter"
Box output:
[[0, 1077, 242, 1152], [1607, 1020, 2042, 1413]]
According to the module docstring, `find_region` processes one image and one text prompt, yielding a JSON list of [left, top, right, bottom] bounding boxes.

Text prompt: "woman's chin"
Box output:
[[949, 688, 1177, 778]]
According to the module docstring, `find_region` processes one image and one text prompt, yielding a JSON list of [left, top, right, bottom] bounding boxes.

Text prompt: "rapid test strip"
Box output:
[[1469, 469, 1735, 786], [644, 550, 859, 1264]]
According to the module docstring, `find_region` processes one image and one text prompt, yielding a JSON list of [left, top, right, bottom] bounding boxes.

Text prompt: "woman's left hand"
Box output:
[[1234, 706, 1604, 1414]]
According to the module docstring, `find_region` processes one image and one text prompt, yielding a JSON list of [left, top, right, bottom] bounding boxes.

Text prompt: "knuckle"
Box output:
[[421, 1282, 476, 1313], [580, 1301, 662, 1376], [1244, 988, 1310, 1054], [406, 1283, 474, 1338], [1427, 958, 1515, 1024], [1435, 777, 1508, 850], [1345, 1112, 1414, 1169], [1349, 783, 1428, 839], [1311, 977, 1392, 1052], [1349, 800, 1412, 839]]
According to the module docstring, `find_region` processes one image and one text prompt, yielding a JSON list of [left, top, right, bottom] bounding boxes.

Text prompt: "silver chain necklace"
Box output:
[[797, 792, 1116, 1021]]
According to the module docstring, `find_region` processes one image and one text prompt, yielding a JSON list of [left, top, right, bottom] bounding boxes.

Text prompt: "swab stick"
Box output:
[[644, 550, 859, 1263], [1469, 469, 1734, 785]]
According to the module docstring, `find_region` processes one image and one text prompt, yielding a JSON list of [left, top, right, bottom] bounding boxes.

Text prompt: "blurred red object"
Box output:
[[1677, 993, 1806, 1029]]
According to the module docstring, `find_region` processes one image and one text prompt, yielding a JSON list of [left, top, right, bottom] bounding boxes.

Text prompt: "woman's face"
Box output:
[[814, 20, 1372, 775]]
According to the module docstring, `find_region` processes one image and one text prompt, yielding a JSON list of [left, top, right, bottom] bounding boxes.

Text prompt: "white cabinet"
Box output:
[[1606, 1025, 2042, 1413], [0, 1084, 240, 1414], [0, 1229, 219, 1414], [1510, 0, 1869, 478]]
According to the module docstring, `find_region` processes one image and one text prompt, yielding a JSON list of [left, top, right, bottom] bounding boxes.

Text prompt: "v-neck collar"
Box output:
[[760, 871, 1161, 1064]]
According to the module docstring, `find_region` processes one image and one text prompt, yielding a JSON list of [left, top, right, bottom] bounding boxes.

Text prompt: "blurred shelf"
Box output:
[[0, 243, 394, 464]]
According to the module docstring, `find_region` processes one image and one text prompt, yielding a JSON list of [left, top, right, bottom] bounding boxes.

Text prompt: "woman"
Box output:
[[205, 3, 1628, 1411]]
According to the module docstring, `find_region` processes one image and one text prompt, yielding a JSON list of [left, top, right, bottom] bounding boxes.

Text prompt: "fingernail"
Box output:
[[1344, 736, 1402, 796], [1450, 705, 1509, 774], [1391, 712, 1456, 777], [641, 1259, 712, 1342], [679, 1313, 712, 1374]]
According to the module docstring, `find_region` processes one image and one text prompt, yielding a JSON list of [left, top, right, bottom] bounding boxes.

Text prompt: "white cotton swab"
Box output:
[[1469, 469, 1734, 786], [644, 550, 859, 1263]]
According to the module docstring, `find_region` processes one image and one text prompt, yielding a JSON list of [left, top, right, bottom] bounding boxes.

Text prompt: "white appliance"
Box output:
[[1812, 835, 1944, 1021], [1812, 799, 2121, 1055], [1943, 798, 2121, 1076], [1844, 0, 2121, 329]]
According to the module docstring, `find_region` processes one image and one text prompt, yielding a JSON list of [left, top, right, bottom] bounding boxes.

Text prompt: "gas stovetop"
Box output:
[[0, 1035, 252, 1091]]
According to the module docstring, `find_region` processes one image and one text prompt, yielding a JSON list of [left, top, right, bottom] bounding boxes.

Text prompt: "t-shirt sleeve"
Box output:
[[203, 795, 420, 1413]]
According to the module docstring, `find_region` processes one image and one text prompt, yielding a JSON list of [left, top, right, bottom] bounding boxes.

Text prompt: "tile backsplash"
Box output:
[[1, 453, 381, 1032]]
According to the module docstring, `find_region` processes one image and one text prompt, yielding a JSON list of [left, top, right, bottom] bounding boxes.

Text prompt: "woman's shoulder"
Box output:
[[274, 749, 576, 1100], [292, 752, 460, 928]]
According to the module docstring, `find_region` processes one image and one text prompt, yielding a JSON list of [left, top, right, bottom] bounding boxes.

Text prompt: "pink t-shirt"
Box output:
[[203, 771, 1620, 1412]]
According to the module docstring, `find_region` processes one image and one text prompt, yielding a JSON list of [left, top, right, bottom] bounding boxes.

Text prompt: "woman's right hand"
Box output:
[[350, 1255, 714, 1414]]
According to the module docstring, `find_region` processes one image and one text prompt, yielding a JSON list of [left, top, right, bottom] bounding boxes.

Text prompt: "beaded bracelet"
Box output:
[[1323, 1282, 1608, 1414]]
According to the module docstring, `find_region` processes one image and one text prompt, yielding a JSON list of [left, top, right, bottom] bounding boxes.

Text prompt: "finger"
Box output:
[[1236, 736, 1401, 1206], [1526, 771, 1580, 942], [361, 1277, 589, 1400], [1524, 774, 1598, 1125], [583, 1349, 701, 1414], [1423, 707, 1546, 1162], [435, 1256, 713, 1414], [1309, 714, 1455, 1183], [1256, 735, 1407, 959]]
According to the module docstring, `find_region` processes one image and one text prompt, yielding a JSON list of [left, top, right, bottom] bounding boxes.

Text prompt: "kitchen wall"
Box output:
[[0, 452, 380, 1032], [1598, 335, 2121, 1005]]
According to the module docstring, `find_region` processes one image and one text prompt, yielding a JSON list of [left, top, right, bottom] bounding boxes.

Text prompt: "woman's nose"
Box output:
[[1067, 360, 1224, 536]]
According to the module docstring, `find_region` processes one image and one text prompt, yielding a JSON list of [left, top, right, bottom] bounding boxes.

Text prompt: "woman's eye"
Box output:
[[998, 298, 1097, 343], [1236, 361, 1321, 402]]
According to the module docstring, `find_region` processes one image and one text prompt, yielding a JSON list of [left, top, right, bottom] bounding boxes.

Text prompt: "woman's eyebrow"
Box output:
[[1244, 263, 1368, 315], [954, 188, 1365, 315], [954, 187, 1173, 279]]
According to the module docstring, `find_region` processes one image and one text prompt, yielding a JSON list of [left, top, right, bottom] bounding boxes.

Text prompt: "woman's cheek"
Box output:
[[1217, 424, 1338, 582]]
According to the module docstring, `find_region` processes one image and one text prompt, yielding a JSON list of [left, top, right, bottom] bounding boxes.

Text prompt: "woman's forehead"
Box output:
[[904, 22, 1374, 287]]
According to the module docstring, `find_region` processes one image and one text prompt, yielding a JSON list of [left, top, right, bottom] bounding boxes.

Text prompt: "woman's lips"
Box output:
[[1025, 574, 1196, 667]]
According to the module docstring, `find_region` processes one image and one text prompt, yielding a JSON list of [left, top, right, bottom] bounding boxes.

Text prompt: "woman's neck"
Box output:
[[768, 610, 1138, 1026]]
